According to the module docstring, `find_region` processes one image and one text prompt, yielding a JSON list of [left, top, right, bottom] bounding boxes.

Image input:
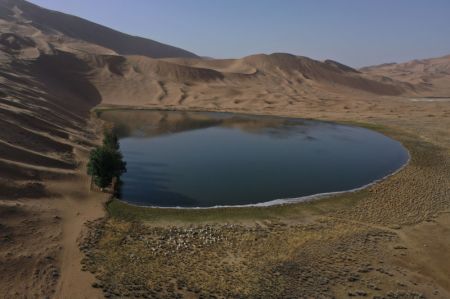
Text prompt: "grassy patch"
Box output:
[[107, 189, 367, 224]]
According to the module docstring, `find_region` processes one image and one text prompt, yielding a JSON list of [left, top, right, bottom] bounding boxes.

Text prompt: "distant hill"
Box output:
[[361, 54, 450, 95], [0, 0, 198, 58], [82, 52, 418, 108]]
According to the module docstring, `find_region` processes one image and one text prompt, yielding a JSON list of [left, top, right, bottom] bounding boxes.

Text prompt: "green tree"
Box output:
[[103, 130, 120, 150], [87, 146, 126, 189]]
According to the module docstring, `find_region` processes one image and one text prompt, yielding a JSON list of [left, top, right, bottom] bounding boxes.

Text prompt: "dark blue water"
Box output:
[[100, 110, 409, 207]]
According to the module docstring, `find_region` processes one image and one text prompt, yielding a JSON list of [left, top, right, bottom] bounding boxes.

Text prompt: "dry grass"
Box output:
[[81, 121, 450, 298]]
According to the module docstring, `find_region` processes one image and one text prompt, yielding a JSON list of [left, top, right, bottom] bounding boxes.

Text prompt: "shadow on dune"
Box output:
[[0, 50, 103, 199]]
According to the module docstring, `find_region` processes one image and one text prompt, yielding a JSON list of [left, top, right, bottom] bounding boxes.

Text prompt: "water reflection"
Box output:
[[100, 110, 324, 140], [100, 110, 409, 207]]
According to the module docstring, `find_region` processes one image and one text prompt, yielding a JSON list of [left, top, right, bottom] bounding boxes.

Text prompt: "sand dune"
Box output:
[[0, 0, 197, 58], [0, 0, 426, 113], [81, 51, 418, 111], [0, 47, 107, 296], [361, 54, 450, 95], [0, 0, 449, 297], [0, 51, 99, 196], [163, 57, 258, 74]]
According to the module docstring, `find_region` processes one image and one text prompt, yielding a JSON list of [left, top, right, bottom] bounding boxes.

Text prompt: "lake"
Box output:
[[100, 110, 409, 208]]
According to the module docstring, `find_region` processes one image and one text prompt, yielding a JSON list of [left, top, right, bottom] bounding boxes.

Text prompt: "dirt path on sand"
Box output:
[[51, 150, 108, 299]]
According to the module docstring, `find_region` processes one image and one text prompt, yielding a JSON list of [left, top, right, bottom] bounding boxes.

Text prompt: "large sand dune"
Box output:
[[0, 0, 198, 58], [361, 54, 450, 96], [84, 51, 419, 110], [0, 0, 449, 298]]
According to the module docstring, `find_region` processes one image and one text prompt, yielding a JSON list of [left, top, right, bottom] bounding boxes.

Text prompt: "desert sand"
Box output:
[[0, 0, 449, 298]]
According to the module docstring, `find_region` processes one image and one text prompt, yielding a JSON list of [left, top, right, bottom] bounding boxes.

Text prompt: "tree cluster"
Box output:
[[87, 130, 127, 189]]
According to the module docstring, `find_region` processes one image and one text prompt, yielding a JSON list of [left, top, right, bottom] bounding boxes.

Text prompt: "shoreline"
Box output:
[[116, 151, 410, 210], [97, 106, 411, 210]]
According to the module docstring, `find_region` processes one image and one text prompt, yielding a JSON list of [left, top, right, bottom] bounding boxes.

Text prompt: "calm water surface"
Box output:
[[100, 110, 409, 207]]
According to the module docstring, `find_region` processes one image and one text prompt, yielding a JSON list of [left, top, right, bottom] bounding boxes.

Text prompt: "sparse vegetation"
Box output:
[[82, 123, 450, 298]]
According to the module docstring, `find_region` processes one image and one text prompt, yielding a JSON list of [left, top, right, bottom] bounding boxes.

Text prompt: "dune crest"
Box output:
[[361, 54, 450, 95], [0, 0, 197, 58], [0, 1, 449, 297]]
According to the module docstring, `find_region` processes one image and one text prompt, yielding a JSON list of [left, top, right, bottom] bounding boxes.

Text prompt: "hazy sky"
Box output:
[[30, 0, 450, 67]]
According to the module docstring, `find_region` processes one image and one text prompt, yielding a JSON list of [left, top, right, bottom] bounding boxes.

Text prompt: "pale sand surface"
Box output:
[[0, 0, 449, 297], [49, 149, 107, 299]]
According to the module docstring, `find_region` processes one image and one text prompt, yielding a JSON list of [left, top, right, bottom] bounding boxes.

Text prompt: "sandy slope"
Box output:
[[0, 0, 449, 297], [0, 149, 108, 298], [50, 147, 108, 299], [0, 0, 197, 58], [362, 54, 450, 96], [0, 48, 108, 297], [84, 52, 419, 113]]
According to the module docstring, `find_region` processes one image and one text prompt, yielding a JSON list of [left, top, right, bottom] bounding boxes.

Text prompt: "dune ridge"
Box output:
[[81, 52, 420, 110], [361, 54, 450, 95], [0, 0, 449, 298], [0, 0, 198, 58]]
